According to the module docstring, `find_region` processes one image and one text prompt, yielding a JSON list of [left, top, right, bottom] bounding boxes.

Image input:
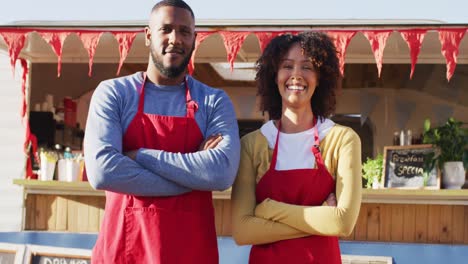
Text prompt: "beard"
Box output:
[[150, 42, 194, 79]]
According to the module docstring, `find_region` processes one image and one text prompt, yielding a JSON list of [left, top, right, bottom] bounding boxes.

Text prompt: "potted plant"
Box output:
[[362, 154, 383, 189], [423, 118, 468, 189]]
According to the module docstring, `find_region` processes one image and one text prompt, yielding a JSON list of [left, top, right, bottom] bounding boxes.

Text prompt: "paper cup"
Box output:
[[40, 159, 56, 181], [58, 159, 80, 182]]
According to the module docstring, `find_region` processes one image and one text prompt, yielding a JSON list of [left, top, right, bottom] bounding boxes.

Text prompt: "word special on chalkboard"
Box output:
[[25, 245, 91, 264], [382, 144, 440, 189], [0, 243, 25, 264]]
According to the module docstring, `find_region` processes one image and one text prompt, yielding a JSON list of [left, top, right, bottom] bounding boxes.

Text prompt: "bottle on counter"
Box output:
[[400, 130, 405, 146], [64, 146, 73, 159], [406, 129, 412, 146], [54, 144, 64, 160], [393, 131, 400, 145]]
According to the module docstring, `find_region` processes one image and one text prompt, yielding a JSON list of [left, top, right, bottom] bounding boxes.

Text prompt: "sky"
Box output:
[[0, 0, 467, 25]]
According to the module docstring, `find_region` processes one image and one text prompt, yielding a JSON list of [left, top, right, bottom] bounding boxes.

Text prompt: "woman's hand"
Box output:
[[324, 193, 337, 207]]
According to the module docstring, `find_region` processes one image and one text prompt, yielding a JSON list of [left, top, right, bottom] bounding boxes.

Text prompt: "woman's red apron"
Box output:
[[250, 119, 341, 264], [92, 73, 218, 264]]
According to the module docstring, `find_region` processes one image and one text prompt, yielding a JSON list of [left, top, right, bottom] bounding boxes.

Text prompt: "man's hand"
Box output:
[[199, 134, 223, 151], [125, 150, 138, 160], [324, 193, 337, 207]]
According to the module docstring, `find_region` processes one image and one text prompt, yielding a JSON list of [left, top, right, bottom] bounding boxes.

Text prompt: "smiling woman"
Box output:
[[231, 32, 362, 264], [276, 43, 319, 113]]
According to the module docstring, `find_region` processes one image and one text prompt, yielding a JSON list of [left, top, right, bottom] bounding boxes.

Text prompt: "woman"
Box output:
[[231, 32, 362, 264]]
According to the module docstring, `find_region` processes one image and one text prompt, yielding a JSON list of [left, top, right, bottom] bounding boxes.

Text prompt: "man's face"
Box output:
[[145, 6, 196, 78]]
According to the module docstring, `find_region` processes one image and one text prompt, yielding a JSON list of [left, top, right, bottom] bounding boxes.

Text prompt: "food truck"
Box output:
[[0, 1, 467, 263]]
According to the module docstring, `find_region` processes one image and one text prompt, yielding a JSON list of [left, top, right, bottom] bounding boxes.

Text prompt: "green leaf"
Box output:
[[424, 118, 431, 133]]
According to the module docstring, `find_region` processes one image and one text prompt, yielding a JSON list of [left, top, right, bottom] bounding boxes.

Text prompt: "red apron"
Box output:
[[92, 72, 218, 264], [249, 119, 341, 264]]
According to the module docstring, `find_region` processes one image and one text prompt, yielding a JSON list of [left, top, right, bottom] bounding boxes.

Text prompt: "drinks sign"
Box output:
[[382, 144, 440, 189], [25, 245, 91, 264]]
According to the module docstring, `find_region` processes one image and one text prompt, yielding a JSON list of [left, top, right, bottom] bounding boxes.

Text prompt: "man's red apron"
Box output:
[[250, 119, 341, 264], [92, 72, 218, 264]]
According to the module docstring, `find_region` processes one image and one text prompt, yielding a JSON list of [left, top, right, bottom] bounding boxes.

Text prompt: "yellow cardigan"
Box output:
[[231, 124, 362, 245]]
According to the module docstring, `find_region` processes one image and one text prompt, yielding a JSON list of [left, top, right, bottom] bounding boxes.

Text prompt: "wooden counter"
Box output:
[[14, 179, 468, 244], [14, 179, 468, 204], [13, 179, 230, 199]]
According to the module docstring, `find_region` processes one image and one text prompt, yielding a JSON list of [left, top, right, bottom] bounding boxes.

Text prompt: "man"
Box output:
[[84, 0, 240, 263]]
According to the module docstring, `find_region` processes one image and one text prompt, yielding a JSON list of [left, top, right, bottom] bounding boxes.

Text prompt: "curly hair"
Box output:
[[256, 31, 340, 120]]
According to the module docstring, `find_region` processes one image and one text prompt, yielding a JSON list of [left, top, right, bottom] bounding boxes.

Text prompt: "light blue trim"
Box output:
[[1, 232, 467, 264]]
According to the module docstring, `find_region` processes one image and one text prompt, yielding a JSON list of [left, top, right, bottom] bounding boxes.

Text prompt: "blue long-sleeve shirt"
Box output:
[[84, 72, 240, 196]]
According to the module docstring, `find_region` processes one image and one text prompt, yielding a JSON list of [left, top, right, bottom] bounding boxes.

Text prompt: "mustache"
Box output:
[[163, 47, 184, 55]]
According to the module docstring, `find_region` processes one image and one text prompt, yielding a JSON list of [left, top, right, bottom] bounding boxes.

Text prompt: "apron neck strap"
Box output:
[[138, 73, 197, 118], [185, 77, 198, 119], [311, 116, 324, 165], [138, 72, 147, 113]]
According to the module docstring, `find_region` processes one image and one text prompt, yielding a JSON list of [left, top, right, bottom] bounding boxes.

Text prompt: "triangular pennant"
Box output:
[[399, 29, 427, 79], [394, 98, 415, 130], [112, 32, 137, 76], [188, 32, 214, 75], [77, 32, 103, 77], [20, 58, 38, 179], [0, 31, 27, 76], [360, 91, 380, 126], [432, 104, 454, 126], [255, 31, 283, 52], [326, 31, 356, 76], [362, 30, 392, 78], [20, 59, 28, 118], [219, 31, 250, 71], [39, 31, 71, 77], [438, 28, 466, 82]]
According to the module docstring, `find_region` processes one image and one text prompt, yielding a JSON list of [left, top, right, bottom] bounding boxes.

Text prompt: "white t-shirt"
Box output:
[[260, 118, 335, 171]]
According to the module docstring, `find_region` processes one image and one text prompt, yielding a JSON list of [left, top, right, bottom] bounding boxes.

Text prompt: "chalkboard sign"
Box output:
[[25, 245, 91, 264], [0, 243, 25, 264], [382, 144, 440, 189]]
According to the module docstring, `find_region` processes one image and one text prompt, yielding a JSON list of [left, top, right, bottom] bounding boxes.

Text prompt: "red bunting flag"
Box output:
[[363, 30, 392, 78], [0, 31, 27, 76], [20, 59, 28, 118], [39, 31, 71, 77], [77, 32, 103, 77], [326, 31, 356, 76], [255, 31, 284, 52], [113, 32, 137, 76], [188, 32, 214, 75], [219, 31, 250, 71], [20, 58, 38, 179], [438, 28, 466, 81], [400, 29, 427, 79]]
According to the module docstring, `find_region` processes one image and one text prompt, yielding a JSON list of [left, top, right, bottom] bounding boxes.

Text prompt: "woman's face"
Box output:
[[276, 43, 318, 110]]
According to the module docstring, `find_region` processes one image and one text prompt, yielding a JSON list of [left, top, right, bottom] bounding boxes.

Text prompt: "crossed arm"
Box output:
[[84, 84, 240, 196], [131, 91, 240, 191], [84, 83, 190, 196], [231, 130, 361, 245]]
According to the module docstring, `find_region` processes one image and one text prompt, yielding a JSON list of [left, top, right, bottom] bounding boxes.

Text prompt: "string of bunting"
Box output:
[[1, 27, 467, 80]]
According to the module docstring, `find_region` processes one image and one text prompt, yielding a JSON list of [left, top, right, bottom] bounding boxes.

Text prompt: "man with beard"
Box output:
[[84, 1, 240, 263]]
